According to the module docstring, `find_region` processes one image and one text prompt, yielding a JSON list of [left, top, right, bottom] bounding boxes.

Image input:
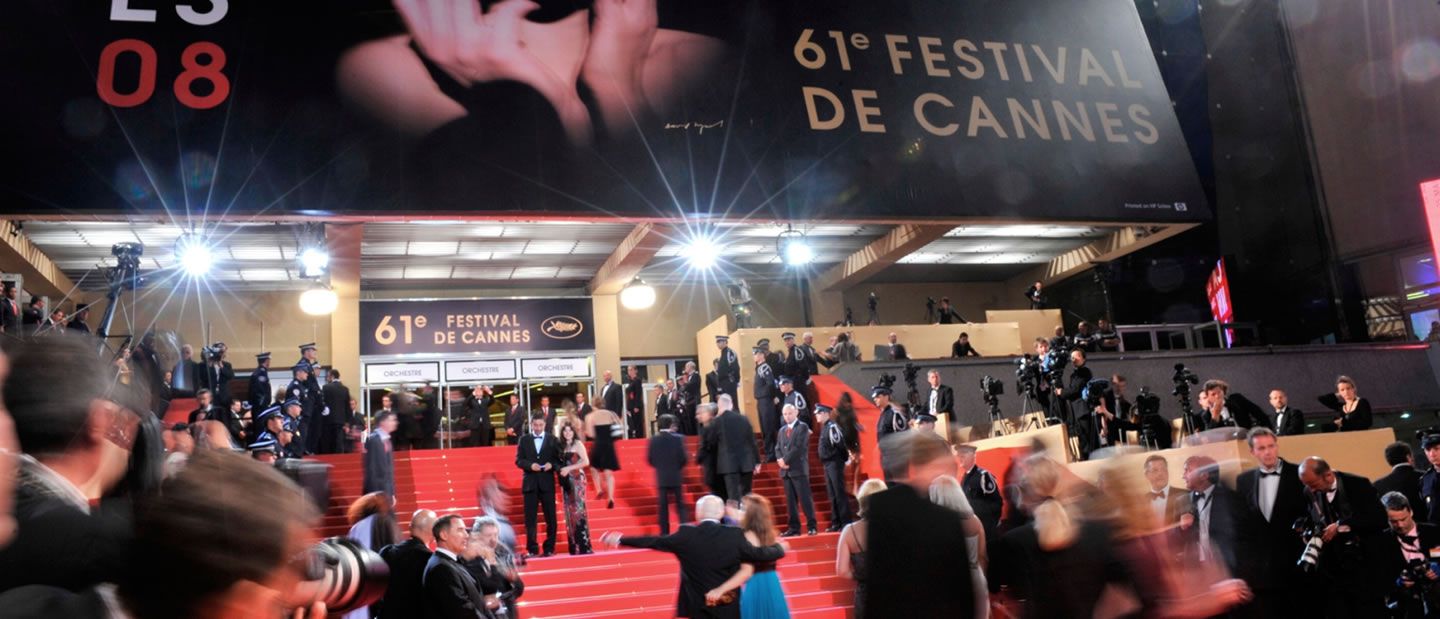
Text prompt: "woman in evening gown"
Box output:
[[558, 423, 593, 555], [584, 407, 623, 508]]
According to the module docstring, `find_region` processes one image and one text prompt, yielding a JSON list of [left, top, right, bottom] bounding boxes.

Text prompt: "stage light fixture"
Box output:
[[684, 233, 724, 271], [619, 277, 657, 310], [175, 233, 214, 278], [299, 283, 339, 316], [778, 227, 814, 266], [299, 247, 330, 278]]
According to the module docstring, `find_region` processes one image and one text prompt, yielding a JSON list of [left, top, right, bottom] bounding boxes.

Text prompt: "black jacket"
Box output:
[[504, 404, 527, 439], [620, 521, 785, 619], [698, 418, 721, 485], [754, 362, 777, 400], [515, 431, 565, 495], [886, 343, 908, 361], [680, 373, 701, 411], [1271, 406, 1305, 436], [863, 484, 974, 618], [782, 345, 810, 384], [963, 465, 1004, 538], [321, 380, 352, 427], [951, 341, 981, 358], [599, 380, 624, 414], [379, 537, 433, 619], [1202, 392, 1272, 430], [364, 431, 395, 498], [817, 420, 847, 463], [0, 460, 132, 593], [924, 385, 956, 422], [247, 366, 272, 413], [200, 361, 236, 407], [877, 405, 907, 441], [648, 430, 688, 488], [715, 409, 759, 475], [422, 551, 488, 619], [1305, 471, 1392, 594], [1377, 464, 1426, 521], [775, 420, 811, 479], [624, 377, 644, 414], [0, 297, 20, 334], [1060, 365, 1093, 420], [1318, 394, 1374, 432], [1183, 483, 1244, 573], [1234, 459, 1309, 591], [716, 346, 740, 394], [462, 394, 494, 447]]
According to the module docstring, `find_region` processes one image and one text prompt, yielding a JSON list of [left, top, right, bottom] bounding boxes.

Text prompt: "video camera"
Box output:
[[1135, 387, 1161, 417], [1171, 363, 1199, 396], [876, 372, 897, 394], [202, 344, 225, 362], [1082, 377, 1113, 408], [1014, 354, 1041, 392]]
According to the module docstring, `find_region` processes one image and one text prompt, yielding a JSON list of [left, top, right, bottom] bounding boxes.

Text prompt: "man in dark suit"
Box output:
[[776, 403, 818, 536], [648, 414, 689, 535], [816, 405, 852, 531], [624, 365, 645, 438], [0, 284, 20, 334], [1300, 456, 1393, 617], [1268, 389, 1306, 436], [575, 389, 594, 422], [705, 365, 721, 404], [20, 294, 42, 332], [715, 335, 740, 402], [503, 395, 526, 445], [422, 515, 488, 619], [365, 411, 398, 500], [1181, 455, 1243, 571], [603, 495, 786, 619], [1058, 348, 1095, 457], [1233, 428, 1310, 616], [679, 362, 702, 435], [1201, 379, 1273, 431], [715, 394, 760, 501], [885, 332, 909, 360], [247, 352, 273, 416], [1143, 454, 1190, 526], [1420, 434, 1440, 526], [200, 342, 236, 408], [923, 369, 955, 425], [379, 509, 436, 619], [1377, 441, 1426, 518], [461, 385, 494, 448], [598, 369, 623, 415], [863, 430, 975, 617], [696, 404, 726, 500], [320, 369, 352, 454], [515, 414, 564, 556], [1024, 281, 1046, 309], [1381, 492, 1440, 617], [532, 394, 558, 434], [753, 347, 780, 462], [67, 303, 91, 333]]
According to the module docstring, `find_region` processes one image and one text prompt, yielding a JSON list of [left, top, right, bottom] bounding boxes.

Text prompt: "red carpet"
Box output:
[[312, 432, 856, 618]]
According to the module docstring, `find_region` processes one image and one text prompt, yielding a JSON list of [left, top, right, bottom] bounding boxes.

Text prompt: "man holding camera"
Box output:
[[1299, 456, 1392, 617], [1383, 492, 1440, 618], [200, 342, 235, 409]]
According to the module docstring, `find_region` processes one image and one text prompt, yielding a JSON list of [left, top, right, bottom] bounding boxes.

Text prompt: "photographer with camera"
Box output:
[[1299, 456, 1393, 617], [199, 342, 235, 409], [1383, 492, 1440, 618]]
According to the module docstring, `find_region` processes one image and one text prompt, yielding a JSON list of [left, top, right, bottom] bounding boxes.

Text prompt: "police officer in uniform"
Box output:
[[816, 404, 853, 531], [758, 338, 784, 381], [1419, 434, 1440, 526], [754, 347, 781, 462], [873, 387, 907, 484], [295, 343, 324, 454], [285, 365, 318, 456], [250, 405, 284, 453], [280, 399, 307, 459], [715, 335, 740, 403], [781, 333, 811, 399], [248, 352, 272, 415], [780, 376, 811, 427], [956, 444, 1003, 542], [799, 333, 822, 408]]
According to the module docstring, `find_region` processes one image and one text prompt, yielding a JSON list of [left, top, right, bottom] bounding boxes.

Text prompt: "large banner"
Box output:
[[1, 0, 1206, 222], [359, 297, 594, 356]]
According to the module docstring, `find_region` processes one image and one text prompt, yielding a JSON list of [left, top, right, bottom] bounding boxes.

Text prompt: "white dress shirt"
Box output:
[[1149, 486, 1170, 523], [1256, 464, 1281, 522], [1195, 485, 1216, 561]]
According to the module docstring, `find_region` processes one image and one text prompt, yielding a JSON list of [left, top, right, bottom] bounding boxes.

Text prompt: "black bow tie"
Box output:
[[1192, 491, 1207, 503], [1259, 470, 1280, 477], [1401, 534, 1419, 545]]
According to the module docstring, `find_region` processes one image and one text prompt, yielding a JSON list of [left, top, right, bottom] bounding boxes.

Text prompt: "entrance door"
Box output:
[[523, 380, 594, 436], [444, 382, 521, 448]]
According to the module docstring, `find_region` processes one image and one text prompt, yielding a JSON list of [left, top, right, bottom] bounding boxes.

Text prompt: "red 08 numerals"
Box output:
[[96, 39, 230, 110]]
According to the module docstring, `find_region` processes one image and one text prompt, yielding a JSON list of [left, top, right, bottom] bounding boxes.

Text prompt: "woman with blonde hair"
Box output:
[[837, 479, 887, 618], [930, 475, 989, 618], [706, 493, 790, 618], [1320, 375, 1373, 432]]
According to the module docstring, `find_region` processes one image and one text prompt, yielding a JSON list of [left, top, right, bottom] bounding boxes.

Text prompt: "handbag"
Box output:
[[610, 423, 625, 439]]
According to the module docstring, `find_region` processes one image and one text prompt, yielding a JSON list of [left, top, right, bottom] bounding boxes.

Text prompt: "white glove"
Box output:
[[322, 406, 331, 416]]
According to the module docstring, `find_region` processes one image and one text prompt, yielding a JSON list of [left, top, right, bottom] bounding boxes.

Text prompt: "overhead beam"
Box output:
[[0, 221, 84, 299], [813, 224, 953, 292], [1004, 223, 1199, 292], [588, 223, 670, 295]]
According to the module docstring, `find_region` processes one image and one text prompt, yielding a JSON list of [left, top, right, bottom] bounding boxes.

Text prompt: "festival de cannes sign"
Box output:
[[0, 0, 1205, 222], [359, 298, 595, 356]]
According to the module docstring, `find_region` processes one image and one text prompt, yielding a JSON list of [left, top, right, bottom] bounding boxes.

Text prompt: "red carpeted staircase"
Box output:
[[312, 433, 855, 618]]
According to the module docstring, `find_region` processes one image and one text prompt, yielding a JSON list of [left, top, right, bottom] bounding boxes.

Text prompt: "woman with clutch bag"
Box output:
[[558, 424, 593, 555], [585, 407, 624, 509]]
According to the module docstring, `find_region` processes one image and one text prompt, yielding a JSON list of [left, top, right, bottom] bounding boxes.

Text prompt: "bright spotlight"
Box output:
[[619, 277, 657, 310], [299, 284, 339, 315], [175, 234, 213, 277], [299, 247, 330, 278], [783, 239, 815, 266], [685, 235, 724, 270]]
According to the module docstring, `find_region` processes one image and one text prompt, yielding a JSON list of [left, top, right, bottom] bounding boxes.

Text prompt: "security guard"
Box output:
[[285, 365, 318, 456], [280, 398, 306, 459], [715, 335, 740, 402], [248, 352, 272, 414], [757, 338, 784, 382], [799, 332, 822, 405], [815, 404, 852, 531], [781, 333, 811, 392], [956, 444, 1003, 541], [873, 387, 907, 484], [780, 376, 811, 427], [755, 347, 781, 461]]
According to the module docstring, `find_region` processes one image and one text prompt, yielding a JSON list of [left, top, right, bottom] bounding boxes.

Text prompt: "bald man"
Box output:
[[379, 509, 437, 618], [1269, 390, 1305, 436], [1298, 457, 1390, 617]]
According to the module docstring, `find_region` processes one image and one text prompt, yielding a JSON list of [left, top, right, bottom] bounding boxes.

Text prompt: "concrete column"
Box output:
[[326, 224, 362, 384], [592, 294, 621, 380]]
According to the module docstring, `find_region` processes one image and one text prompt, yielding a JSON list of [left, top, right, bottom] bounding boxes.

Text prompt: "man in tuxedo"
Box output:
[[320, 369, 353, 454], [0, 284, 20, 334], [422, 515, 488, 619], [1269, 389, 1306, 436], [815, 405, 852, 531], [365, 411, 398, 500], [172, 344, 199, 396], [188, 389, 217, 424], [1377, 441, 1426, 517], [648, 414, 689, 535], [503, 395, 526, 446], [67, 303, 91, 333], [885, 332, 909, 361], [598, 369, 623, 416], [462, 385, 494, 448], [379, 509, 437, 619], [624, 365, 645, 438], [1058, 348, 1095, 457], [654, 383, 672, 435], [1143, 455, 1189, 526], [1180, 455, 1242, 571], [958, 444, 1003, 542], [923, 370, 955, 425], [247, 352, 272, 416], [680, 362, 702, 435], [603, 495, 786, 619], [1201, 379, 1273, 431], [715, 335, 740, 402], [1382, 492, 1440, 617], [705, 363, 721, 404], [777, 404, 818, 536], [863, 430, 974, 617], [532, 395, 558, 433], [1233, 428, 1309, 614], [715, 394, 760, 500], [753, 347, 781, 462], [515, 414, 564, 556], [1300, 456, 1393, 617], [20, 294, 42, 332]]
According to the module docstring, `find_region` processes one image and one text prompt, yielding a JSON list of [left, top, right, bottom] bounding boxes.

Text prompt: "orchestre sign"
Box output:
[[444, 359, 519, 383], [521, 357, 593, 380], [359, 298, 594, 356], [364, 362, 440, 386]]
